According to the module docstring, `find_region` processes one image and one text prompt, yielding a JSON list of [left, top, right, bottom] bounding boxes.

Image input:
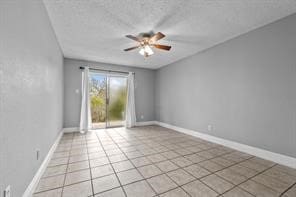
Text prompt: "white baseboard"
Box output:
[[62, 122, 157, 132], [135, 121, 157, 126], [155, 121, 296, 169], [23, 131, 63, 197], [62, 127, 80, 133]]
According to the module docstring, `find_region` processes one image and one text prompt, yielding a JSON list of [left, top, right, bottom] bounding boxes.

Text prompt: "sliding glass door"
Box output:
[[89, 71, 127, 129], [89, 72, 107, 129], [107, 76, 128, 127]]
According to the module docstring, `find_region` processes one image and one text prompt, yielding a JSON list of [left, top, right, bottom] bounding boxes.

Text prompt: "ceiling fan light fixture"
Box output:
[[139, 45, 154, 56], [124, 32, 171, 57]]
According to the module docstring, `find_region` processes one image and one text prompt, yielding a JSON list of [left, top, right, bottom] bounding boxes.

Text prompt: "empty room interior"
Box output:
[[1, 0, 296, 197]]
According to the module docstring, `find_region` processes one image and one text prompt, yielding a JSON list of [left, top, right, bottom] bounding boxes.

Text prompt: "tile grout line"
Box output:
[[145, 153, 256, 196], [33, 137, 73, 194], [117, 127, 210, 197], [194, 156, 264, 196], [231, 164, 278, 196], [94, 128, 256, 196], [105, 128, 160, 197], [128, 127, 295, 196], [42, 148, 280, 196], [61, 133, 74, 197], [128, 130, 244, 197], [33, 127, 296, 197], [110, 127, 282, 197], [280, 182, 296, 196], [85, 133, 96, 197], [108, 127, 234, 197], [95, 129, 129, 197]]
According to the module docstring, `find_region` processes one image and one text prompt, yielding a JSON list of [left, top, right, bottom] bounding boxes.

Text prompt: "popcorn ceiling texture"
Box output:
[[43, 0, 296, 69]]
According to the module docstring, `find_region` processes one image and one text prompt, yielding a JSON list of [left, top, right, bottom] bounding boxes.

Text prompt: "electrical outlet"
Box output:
[[4, 185, 11, 197], [207, 125, 213, 131], [36, 149, 40, 160]]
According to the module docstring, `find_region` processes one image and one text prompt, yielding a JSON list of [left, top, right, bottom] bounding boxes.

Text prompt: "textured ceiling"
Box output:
[[43, 0, 296, 69]]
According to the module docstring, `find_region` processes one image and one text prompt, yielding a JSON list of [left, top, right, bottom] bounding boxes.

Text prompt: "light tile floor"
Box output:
[[34, 126, 296, 197]]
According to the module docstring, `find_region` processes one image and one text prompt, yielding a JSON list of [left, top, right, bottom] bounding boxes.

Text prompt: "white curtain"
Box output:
[[80, 67, 92, 133], [125, 72, 136, 128]]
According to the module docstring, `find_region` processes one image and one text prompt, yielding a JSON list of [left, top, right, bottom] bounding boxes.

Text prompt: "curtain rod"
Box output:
[[79, 66, 135, 75]]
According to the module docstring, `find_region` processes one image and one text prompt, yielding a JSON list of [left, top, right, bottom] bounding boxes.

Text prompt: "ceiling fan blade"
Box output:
[[150, 32, 165, 43], [124, 46, 139, 51], [153, 44, 171, 51], [126, 35, 141, 42]]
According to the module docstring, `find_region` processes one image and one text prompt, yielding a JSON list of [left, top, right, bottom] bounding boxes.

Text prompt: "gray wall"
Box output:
[[0, 1, 64, 196], [64, 58, 155, 128], [155, 14, 296, 158]]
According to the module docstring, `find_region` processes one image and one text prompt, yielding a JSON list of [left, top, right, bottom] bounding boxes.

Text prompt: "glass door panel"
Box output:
[[89, 72, 107, 129], [107, 76, 128, 127]]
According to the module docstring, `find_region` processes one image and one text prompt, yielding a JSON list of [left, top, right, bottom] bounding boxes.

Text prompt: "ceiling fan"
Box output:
[[124, 32, 171, 57]]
